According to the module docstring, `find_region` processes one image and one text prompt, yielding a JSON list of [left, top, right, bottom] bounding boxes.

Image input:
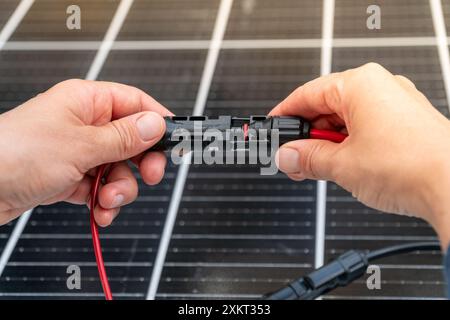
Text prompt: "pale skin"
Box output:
[[272, 63, 450, 250], [0, 79, 172, 227], [0, 63, 449, 251]]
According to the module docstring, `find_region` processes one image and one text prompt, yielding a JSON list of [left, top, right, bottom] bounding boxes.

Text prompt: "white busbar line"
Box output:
[[145, 0, 234, 301], [85, 0, 134, 80], [0, 210, 32, 277], [1, 36, 441, 51], [430, 0, 450, 114], [0, 0, 34, 50], [315, 0, 335, 270]]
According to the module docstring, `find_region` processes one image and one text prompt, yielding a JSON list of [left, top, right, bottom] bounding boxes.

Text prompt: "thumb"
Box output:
[[85, 111, 165, 166], [276, 139, 341, 181]]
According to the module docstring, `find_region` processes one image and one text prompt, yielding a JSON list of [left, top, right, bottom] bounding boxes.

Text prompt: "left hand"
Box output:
[[0, 79, 173, 226]]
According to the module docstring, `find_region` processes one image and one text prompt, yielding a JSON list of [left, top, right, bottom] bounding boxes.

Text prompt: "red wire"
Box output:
[[89, 164, 113, 300], [309, 128, 347, 143]]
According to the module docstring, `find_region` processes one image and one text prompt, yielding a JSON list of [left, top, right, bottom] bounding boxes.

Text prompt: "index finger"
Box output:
[[269, 73, 345, 120]]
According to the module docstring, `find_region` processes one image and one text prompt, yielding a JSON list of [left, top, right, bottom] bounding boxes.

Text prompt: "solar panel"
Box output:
[[0, 0, 448, 299]]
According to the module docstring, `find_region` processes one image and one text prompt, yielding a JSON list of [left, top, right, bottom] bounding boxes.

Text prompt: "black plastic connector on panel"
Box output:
[[150, 115, 311, 151], [266, 250, 369, 300]]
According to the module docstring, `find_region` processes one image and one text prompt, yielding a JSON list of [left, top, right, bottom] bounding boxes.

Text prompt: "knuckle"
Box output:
[[362, 62, 385, 72], [344, 62, 390, 92], [109, 120, 137, 159], [395, 75, 416, 89], [329, 151, 344, 182], [55, 78, 86, 89], [48, 79, 91, 100], [324, 77, 344, 107], [129, 179, 139, 201], [301, 143, 324, 179], [79, 127, 104, 168]]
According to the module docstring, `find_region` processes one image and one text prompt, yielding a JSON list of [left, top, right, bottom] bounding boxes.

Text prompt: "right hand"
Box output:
[[270, 63, 450, 249]]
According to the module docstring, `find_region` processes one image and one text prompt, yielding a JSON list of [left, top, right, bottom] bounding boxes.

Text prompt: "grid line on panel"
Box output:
[[430, 0, 450, 113], [155, 293, 261, 299], [0, 211, 32, 278], [0, 1, 22, 30], [315, 0, 335, 270], [0, 37, 444, 51], [145, 0, 234, 300], [0, 0, 34, 49], [325, 295, 446, 300], [0, 292, 144, 298], [86, 0, 134, 80]]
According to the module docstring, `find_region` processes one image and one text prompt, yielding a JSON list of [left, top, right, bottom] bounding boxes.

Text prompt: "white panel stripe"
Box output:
[[85, 0, 134, 80], [430, 0, 450, 113], [0, 37, 441, 51], [315, 0, 335, 270], [0, 0, 34, 50], [145, 0, 234, 300]]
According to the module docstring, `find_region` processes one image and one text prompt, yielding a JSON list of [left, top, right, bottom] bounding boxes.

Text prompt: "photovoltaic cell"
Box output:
[[224, 0, 322, 39], [0, 1, 19, 30], [334, 0, 435, 38], [98, 50, 207, 114], [118, 0, 220, 40], [0, 51, 96, 111], [0, 222, 15, 257]]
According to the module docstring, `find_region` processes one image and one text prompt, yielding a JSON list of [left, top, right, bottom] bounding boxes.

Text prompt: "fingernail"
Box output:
[[111, 194, 124, 208], [276, 147, 301, 173], [136, 112, 163, 141]]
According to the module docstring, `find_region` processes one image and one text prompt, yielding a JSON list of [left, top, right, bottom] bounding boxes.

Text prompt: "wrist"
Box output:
[[429, 205, 450, 252], [422, 156, 450, 251]]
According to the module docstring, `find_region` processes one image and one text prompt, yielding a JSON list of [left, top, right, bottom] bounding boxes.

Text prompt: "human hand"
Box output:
[[0, 79, 172, 227], [270, 63, 450, 249]]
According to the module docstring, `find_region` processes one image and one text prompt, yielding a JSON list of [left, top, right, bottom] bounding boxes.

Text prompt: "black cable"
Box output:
[[367, 241, 440, 261], [266, 241, 442, 300]]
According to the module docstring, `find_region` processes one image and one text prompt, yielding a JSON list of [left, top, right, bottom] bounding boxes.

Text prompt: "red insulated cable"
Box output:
[[309, 128, 347, 143], [89, 164, 113, 300]]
